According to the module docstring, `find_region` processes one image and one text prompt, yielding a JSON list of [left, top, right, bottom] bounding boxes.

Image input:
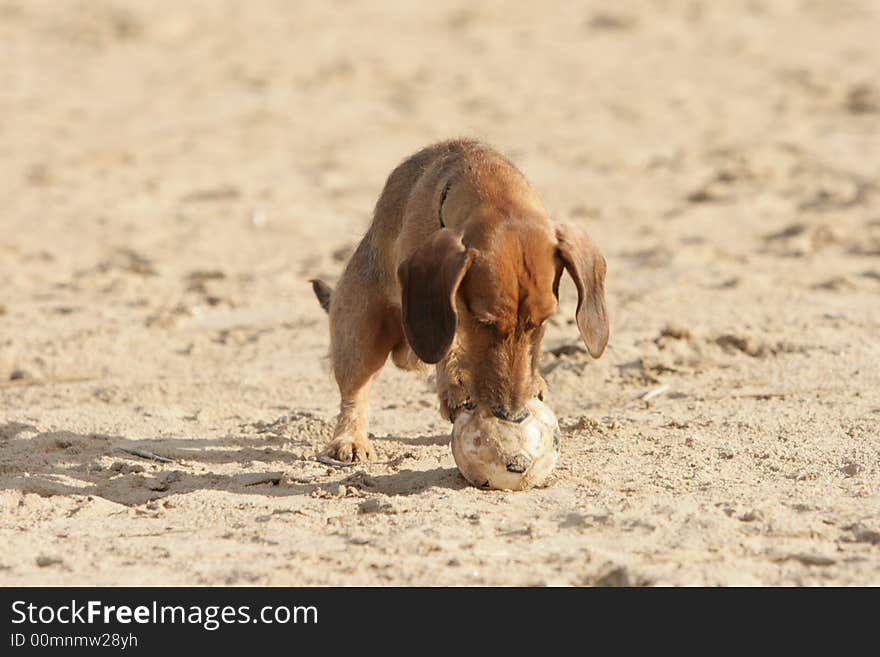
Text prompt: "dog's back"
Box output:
[[312, 139, 546, 311], [374, 140, 545, 282]]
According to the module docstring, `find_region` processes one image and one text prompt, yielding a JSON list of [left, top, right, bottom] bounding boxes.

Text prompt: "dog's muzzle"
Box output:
[[490, 406, 530, 423]]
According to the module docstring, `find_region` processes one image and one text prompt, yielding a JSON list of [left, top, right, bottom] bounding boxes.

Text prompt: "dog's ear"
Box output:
[[554, 222, 609, 358], [398, 229, 476, 364]]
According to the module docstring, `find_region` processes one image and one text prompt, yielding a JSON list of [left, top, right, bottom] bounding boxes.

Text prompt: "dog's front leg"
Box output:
[[326, 386, 375, 462], [322, 261, 400, 462]]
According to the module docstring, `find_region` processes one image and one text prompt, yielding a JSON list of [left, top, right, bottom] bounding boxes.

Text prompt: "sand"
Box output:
[[1, 0, 878, 586]]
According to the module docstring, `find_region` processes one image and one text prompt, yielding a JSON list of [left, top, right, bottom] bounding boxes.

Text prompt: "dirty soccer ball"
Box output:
[[452, 398, 560, 491]]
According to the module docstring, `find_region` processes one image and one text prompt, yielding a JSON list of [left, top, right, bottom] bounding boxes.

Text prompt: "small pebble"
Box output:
[[36, 556, 63, 568], [739, 509, 763, 522], [595, 566, 631, 587], [358, 499, 395, 514]]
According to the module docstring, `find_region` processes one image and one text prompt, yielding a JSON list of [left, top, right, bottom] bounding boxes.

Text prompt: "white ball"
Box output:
[[452, 398, 560, 491]]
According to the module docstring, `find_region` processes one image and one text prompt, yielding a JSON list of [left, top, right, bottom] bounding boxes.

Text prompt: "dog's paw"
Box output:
[[322, 435, 375, 462], [440, 395, 476, 423]]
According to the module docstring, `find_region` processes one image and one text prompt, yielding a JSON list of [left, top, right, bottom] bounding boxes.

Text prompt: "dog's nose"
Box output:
[[491, 406, 530, 423]]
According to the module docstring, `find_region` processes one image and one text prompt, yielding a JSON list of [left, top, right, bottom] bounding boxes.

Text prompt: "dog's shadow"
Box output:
[[331, 464, 469, 497], [377, 432, 450, 447], [0, 423, 466, 506]]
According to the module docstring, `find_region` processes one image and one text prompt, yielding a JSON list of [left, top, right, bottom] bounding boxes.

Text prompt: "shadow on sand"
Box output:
[[0, 423, 466, 506]]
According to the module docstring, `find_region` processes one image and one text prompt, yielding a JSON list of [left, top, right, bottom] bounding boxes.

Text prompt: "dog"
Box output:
[[311, 139, 608, 462]]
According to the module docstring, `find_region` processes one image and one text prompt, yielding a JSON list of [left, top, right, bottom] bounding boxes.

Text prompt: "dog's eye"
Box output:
[[523, 314, 550, 332], [476, 317, 496, 328]]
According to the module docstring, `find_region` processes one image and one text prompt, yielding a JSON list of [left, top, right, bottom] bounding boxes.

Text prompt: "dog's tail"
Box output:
[[310, 279, 332, 313]]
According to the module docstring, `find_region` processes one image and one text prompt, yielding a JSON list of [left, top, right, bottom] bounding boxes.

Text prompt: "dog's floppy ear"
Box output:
[[554, 222, 609, 358], [398, 229, 476, 364]]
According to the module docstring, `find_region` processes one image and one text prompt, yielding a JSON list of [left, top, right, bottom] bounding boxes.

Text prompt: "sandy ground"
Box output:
[[1, 0, 879, 586]]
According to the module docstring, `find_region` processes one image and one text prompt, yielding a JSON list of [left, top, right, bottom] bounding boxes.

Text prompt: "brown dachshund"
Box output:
[[311, 139, 608, 462]]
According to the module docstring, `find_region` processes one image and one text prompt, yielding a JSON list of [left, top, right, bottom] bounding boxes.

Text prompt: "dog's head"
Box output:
[[397, 220, 608, 421]]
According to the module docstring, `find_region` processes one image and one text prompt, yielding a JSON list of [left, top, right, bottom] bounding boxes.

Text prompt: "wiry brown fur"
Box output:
[[312, 139, 608, 462]]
